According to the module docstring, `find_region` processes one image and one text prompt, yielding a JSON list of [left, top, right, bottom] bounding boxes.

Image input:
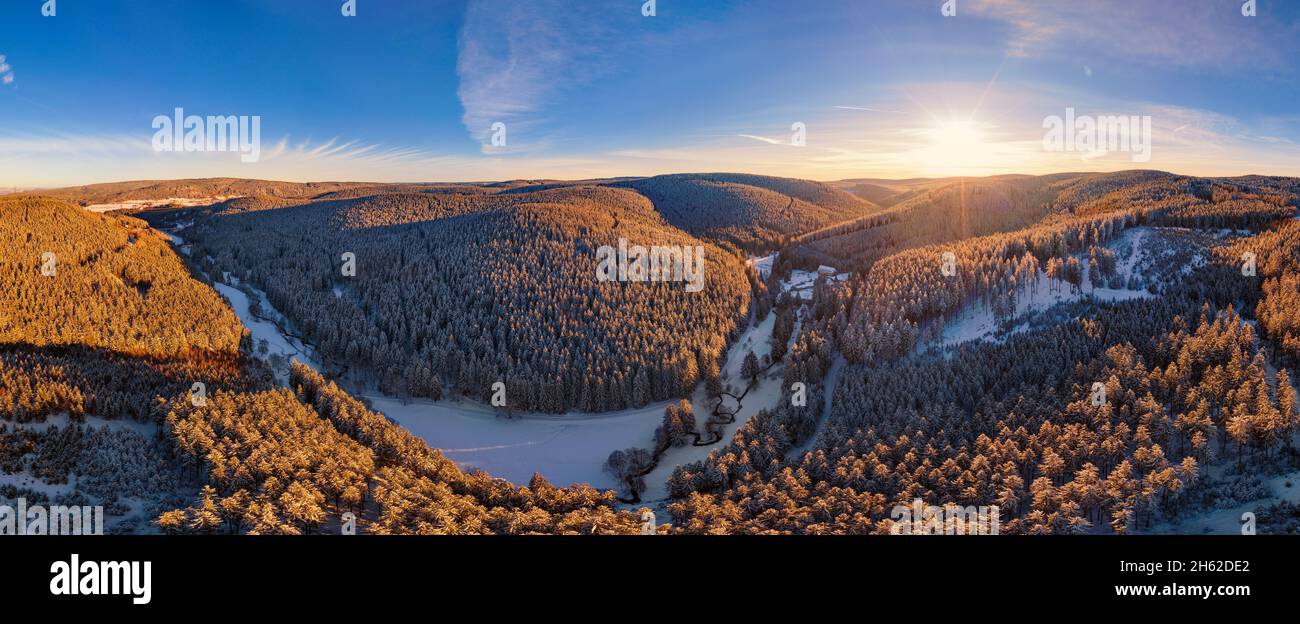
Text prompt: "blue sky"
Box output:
[[2, 0, 1299, 187]]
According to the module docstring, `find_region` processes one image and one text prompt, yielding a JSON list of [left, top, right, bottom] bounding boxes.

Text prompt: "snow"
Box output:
[[355, 249, 834, 497], [211, 281, 321, 382], [750, 257, 851, 300], [638, 313, 784, 501], [367, 312, 788, 497], [152, 223, 192, 255], [747, 253, 775, 279], [726, 312, 775, 373], [83, 196, 239, 213], [0, 472, 73, 498], [940, 227, 1158, 348], [5, 412, 156, 438], [786, 355, 845, 462], [371, 377, 769, 495], [191, 243, 816, 498], [781, 268, 850, 300], [370, 393, 669, 490], [1146, 470, 1300, 535]]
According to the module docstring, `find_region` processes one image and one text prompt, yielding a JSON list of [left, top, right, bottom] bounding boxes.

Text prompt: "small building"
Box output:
[[816, 265, 837, 277]]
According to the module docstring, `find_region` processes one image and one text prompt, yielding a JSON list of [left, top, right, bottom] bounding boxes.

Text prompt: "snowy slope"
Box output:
[[940, 227, 1165, 348]]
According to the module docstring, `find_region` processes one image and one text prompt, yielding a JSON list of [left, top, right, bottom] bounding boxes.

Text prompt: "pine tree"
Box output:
[[741, 351, 761, 384]]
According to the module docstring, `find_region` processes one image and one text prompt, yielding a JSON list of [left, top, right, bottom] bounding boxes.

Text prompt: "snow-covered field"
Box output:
[[84, 196, 239, 213], [371, 393, 668, 490]]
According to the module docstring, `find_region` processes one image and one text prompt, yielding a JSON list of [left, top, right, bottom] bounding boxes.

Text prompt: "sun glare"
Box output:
[[929, 119, 986, 156], [913, 118, 999, 175]]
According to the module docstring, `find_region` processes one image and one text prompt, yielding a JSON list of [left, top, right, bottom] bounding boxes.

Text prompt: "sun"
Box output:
[[911, 118, 999, 174], [928, 119, 987, 158]]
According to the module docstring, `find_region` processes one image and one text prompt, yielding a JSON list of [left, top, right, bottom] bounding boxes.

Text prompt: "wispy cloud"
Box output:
[[833, 105, 909, 115], [455, 0, 630, 147], [967, 0, 1297, 71], [0, 129, 657, 187], [0, 132, 150, 155], [0, 54, 13, 86], [737, 134, 786, 145]]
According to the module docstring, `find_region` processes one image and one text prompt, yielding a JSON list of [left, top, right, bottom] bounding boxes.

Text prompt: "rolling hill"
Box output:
[[182, 184, 754, 413]]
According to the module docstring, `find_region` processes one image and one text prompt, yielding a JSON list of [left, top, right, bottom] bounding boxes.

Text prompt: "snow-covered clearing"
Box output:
[[84, 196, 239, 213], [940, 227, 1162, 348], [371, 393, 669, 491], [6, 412, 157, 438], [747, 253, 775, 279], [0, 471, 73, 498], [1145, 469, 1300, 535]]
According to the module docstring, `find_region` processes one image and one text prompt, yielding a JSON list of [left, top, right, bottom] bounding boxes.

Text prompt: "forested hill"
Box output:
[[612, 173, 880, 251], [0, 193, 645, 534], [26, 178, 382, 206], [782, 170, 1276, 273], [0, 196, 244, 354], [34, 173, 881, 254], [186, 185, 755, 413]]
